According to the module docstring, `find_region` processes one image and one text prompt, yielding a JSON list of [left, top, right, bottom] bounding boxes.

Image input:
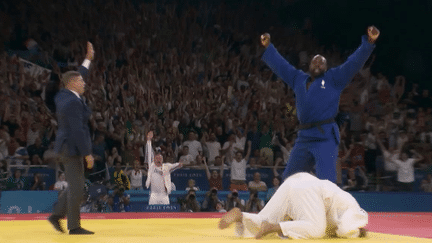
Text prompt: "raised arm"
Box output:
[[78, 42, 94, 81], [410, 149, 424, 163], [146, 131, 154, 166], [260, 33, 303, 89], [331, 26, 379, 90], [245, 141, 252, 161]]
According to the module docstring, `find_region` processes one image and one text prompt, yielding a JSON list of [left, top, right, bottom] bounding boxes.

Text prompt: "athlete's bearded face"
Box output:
[[309, 55, 327, 78], [155, 154, 163, 167]]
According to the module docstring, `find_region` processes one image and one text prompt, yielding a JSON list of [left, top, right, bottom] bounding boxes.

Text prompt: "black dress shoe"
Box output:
[[359, 227, 367, 238], [48, 215, 65, 233], [69, 227, 95, 235]]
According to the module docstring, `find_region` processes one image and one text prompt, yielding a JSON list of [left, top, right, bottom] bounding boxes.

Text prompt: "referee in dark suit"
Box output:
[[48, 42, 95, 235]]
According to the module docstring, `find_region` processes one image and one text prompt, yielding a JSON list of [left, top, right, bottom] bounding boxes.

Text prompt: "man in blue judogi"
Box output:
[[260, 26, 380, 183]]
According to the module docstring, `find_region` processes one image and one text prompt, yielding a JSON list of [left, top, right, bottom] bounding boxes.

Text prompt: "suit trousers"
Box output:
[[52, 145, 85, 230]]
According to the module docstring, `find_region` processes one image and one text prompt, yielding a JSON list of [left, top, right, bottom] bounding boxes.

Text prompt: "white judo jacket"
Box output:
[[145, 140, 181, 194]]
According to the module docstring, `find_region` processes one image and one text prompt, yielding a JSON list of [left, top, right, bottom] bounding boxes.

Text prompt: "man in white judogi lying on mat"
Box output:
[[219, 172, 367, 239]]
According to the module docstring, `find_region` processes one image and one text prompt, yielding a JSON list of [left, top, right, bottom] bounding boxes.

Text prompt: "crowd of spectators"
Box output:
[[1, 0, 432, 214]]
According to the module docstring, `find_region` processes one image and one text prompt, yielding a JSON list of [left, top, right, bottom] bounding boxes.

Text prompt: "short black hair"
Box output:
[[61, 71, 82, 86]]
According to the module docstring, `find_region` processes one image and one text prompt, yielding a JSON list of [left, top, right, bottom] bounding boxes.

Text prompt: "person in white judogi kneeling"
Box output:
[[145, 131, 183, 205], [219, 172, 368, 239]]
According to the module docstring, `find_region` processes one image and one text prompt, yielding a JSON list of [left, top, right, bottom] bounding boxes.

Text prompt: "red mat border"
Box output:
[[1, 212, 431, 239]]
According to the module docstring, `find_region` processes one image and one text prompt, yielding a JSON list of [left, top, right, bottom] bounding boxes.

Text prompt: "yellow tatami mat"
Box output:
[[0, 218, 430, 243]]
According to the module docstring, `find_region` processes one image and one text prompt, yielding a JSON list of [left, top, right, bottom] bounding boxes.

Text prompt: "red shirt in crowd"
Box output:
[[350, 144, 365, 168]]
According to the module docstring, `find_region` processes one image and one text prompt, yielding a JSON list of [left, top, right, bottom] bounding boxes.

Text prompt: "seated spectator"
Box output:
[[225, 189, 245, 212], [54, 172, 68, 191], [229, 141, 252, 192], [31, 154, 44, 165], [6, 169, 27, 190], [216, 201, 227, 213], [42, 141, 57, 165], [204, 156, 224, 190], [180, 189, 200, 212], [30, 173, 46, 191], [185, 179, 199, 191], [245, 189, 264, 213], [178, 146, 194, 167], [108, 187, 131, 212], [201, 187, 222, 212], [420, 174, 432, 192], [27, 137, 47, 163], [6, 138, 31, 170], [248, 172, 268, 192], [265, 176, 281, 203]]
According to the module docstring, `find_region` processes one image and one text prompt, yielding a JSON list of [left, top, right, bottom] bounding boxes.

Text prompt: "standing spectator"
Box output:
[[146, 131, 182, 205], [54, 172, 68, 191], [203, 156, 225, 190], [178, 146, 194, 167], [204, 132, 221, 165], [245, 189, 264, 213], [248, 172, 268, 192], [107, 147, 122, 167], [27, 123, 40, 147], [388, 149, 424, 192], [229, 141, 252, 191], [6, 169, 27, 190], [126, 160, 146, 190], [181, 131, 203, 160], [92, 134, 107, 172], [30, 173, 46, 191], [420, 174, 432, 192], [265, 176, 281, 203], [112, 162, 131, 192]]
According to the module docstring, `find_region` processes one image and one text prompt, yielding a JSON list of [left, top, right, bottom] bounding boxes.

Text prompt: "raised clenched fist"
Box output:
[[261, 33, 271, 48], [367, 26, 380, 44]]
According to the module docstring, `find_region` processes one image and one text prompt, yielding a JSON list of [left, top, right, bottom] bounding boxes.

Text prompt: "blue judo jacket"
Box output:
[[262, 35, 375, 143]]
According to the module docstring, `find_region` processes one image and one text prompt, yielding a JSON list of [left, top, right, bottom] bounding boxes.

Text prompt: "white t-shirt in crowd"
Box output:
[[179, 154, 194, 165], [231, 159, 247, 181], [150, 166, 166, 194], [383, 151, 398, 172], [391, 158, 416, 183], [54, 181, 68, 191], [205, 141, 221, 163], [182, 140, 202, 160], [130, 170, 143, 188]]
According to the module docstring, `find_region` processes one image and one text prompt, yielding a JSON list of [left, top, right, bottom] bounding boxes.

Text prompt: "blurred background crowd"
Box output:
[[1, 0, 432, 213]]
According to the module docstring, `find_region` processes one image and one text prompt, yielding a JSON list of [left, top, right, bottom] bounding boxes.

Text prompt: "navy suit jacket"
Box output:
[[53, 66, 92, 156]]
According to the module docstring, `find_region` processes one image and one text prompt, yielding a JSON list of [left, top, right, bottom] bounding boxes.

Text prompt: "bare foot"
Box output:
[[359, 227, 367, 238], [218, 207, 242, 230], [255, 220, 280, 239]]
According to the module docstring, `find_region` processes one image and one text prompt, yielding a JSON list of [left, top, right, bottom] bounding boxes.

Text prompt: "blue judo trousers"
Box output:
[[262, 35, 375, 183]]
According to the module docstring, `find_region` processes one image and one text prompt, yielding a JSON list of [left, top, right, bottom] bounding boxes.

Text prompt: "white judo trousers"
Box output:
[[149, 193, 170, 205], [235, 172, 368, 239]]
